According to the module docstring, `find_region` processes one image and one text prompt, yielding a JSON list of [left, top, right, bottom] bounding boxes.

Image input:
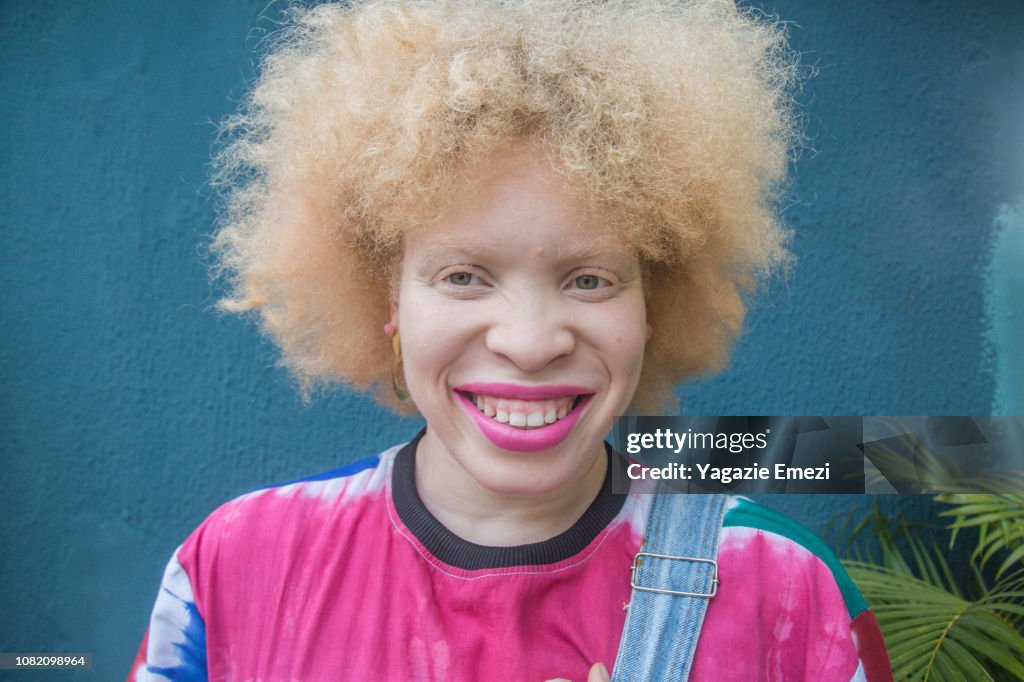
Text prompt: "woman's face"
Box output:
[[393, 147, 649, 497]]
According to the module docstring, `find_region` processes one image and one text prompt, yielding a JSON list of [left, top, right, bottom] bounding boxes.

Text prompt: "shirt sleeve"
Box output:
[[710, 497, 893, 682], [849, 609, 891, 682], [127, 550, 208, 682]]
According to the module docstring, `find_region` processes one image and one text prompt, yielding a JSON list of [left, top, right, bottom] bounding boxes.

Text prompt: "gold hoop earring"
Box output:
[[391, 331, 409, 402]]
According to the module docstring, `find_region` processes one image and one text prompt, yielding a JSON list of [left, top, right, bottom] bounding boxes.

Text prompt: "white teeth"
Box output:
[[468, 392, 580, 429]]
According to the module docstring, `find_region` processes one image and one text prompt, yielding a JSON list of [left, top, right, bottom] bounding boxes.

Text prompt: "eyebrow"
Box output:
[[412, 233, 635, 264], [554, 234, 634, 262], [411, 237, 501, 263]]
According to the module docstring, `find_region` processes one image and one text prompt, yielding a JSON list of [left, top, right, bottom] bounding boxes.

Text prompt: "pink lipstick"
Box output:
[[453, 383, 593, 453]]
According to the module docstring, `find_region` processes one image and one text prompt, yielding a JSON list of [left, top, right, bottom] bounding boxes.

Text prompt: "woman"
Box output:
[[131, 1, 891, 680]]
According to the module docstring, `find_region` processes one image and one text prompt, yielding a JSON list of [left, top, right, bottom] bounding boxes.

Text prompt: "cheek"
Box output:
[[587, 300, 649, 375], [616, 331, 648, 369], [611, 295, 649, 340], [397, 300, 476, 386], [618, 327, 649, 380]]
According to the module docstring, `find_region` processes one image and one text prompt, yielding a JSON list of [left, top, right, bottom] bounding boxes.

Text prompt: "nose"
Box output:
[[484, 298, 575, 373]]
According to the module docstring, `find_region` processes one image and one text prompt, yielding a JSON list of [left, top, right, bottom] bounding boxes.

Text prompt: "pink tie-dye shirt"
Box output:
[[130, 435, 891, 681]]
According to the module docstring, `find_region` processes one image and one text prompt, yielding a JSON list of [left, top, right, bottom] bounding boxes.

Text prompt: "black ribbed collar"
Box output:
[[391, 429, 628, 570]]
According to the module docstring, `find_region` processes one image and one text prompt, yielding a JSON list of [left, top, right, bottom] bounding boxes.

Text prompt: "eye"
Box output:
[[445, 271, 480, 286], [572, 274, 610, 290]]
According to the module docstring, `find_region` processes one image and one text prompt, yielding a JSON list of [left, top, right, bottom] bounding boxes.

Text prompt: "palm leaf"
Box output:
[[937, 494, 1024, 577], [840, 495, 1024, 681], [845, 561, 1024, 680]]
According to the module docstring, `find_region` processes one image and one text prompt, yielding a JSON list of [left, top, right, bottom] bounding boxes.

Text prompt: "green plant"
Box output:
[[840, 495, 1024, 681]]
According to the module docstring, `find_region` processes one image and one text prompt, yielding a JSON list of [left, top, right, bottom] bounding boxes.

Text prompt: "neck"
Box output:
[[414, 430, 608, 547]]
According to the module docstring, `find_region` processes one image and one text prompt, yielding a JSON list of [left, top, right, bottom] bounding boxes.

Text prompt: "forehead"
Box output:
[[403, 146, 635, 263]]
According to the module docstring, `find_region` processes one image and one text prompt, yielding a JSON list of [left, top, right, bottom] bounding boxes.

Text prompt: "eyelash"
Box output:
[[444, 271, 483, 287], [569, 274, 611, 291], [435, 267, 619, 296]]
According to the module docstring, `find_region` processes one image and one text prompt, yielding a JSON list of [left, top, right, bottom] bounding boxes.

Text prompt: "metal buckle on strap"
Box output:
[[630, 551, 719, 598]]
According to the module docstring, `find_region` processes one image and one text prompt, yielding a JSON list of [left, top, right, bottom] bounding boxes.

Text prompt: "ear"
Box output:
[[646, 324, 654, 341], [384, 299, 399, 337]]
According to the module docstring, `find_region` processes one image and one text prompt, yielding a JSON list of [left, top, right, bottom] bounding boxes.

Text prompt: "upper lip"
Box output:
[[455, 382, 593, 400]]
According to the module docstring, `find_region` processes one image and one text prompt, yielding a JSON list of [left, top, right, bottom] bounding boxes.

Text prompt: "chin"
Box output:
[[476, 471, 570, 498], [468, 443, 598, 497]]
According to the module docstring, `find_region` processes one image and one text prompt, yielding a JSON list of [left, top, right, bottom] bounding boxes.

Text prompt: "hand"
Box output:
[[545, 661, 611, 682]]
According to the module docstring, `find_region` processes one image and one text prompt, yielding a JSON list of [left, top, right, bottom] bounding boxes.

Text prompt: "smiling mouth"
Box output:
[[457, 391, 588, 430]]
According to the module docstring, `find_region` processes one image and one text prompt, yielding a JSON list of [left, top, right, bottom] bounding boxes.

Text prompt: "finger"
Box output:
[[589, 662, 611, 682]]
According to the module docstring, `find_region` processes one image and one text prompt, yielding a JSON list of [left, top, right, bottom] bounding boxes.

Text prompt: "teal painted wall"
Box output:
[[990, 201, 1024, 416], [1, 1, 1021, 678]]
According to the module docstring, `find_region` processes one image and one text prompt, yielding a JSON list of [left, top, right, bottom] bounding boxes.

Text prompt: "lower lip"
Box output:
[[454, 391, 592, 453]]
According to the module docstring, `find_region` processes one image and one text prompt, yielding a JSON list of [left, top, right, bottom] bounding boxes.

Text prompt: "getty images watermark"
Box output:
[[611, 416, 1024, 495]]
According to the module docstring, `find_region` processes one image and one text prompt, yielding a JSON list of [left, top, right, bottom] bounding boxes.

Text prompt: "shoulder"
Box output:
[[204, 445, 394, 524], [250, 446, 393, 500], [694, 497, 891, 680], [720, 496, 869, 619], [176, 443, 402, 591], [134, 445, 405, 681]]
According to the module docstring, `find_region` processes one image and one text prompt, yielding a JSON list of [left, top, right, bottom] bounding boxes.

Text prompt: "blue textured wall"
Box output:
[[1, 2, 1021, 679], [990, 201, 1024, 415]]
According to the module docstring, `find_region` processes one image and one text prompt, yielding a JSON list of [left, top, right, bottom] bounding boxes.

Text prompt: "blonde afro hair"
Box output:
[[212, 0, 799, 412]]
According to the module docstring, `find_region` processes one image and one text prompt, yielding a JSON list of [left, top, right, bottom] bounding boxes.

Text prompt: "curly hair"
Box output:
[[211, 0, 799, 413]]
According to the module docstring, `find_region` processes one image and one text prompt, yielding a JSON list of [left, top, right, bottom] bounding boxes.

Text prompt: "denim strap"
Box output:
[[611, 491, 727, 682]]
